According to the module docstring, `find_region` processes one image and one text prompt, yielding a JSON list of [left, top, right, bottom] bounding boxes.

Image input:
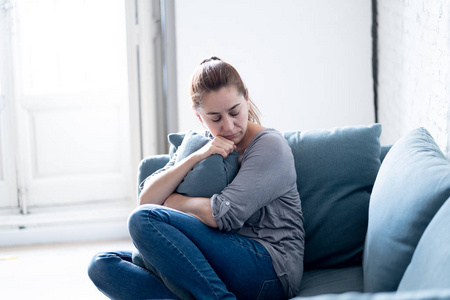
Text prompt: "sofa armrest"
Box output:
[[137, 154, 170, 196]]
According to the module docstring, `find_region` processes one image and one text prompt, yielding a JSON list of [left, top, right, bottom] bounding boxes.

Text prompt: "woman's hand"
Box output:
[[195, 136, 236, 161]]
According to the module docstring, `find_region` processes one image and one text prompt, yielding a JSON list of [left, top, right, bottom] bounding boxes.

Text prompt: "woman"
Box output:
[[88, 57, 305, 300]]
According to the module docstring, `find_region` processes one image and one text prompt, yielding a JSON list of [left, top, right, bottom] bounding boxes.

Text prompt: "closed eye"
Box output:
[[212, 111, 239, 122]]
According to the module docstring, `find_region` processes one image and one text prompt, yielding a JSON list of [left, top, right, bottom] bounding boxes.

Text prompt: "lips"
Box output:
[[223, 133, 238, 140]]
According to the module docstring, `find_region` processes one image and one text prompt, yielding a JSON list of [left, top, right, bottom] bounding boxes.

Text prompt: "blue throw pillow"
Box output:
[[363, 127, 450, 292], [398, 197, 450, 291], [172, 131, 239, 198], [168, 132, 186, 157], [283, 124, 382, 269]]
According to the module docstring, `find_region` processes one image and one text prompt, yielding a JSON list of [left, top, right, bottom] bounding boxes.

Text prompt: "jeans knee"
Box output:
[[87, 252, 114, 284], [88, 251, 133, 293], [128, 204, 162, 241]]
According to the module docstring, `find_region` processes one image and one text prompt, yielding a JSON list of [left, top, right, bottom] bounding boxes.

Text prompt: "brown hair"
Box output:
[[190, 57, 261, 125]]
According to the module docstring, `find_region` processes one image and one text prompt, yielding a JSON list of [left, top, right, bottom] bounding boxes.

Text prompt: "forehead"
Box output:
[[200, 86, 244, 111]]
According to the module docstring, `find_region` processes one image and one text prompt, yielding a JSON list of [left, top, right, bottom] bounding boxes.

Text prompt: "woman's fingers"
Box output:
[[197, 136, 236, 159], [210, 137, 236, 158], [212, 137, 235, 153]]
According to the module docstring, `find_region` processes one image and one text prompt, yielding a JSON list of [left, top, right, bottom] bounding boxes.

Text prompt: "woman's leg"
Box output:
[[132, 250, 194, 300], [87, 250, 180, 300], [128, 205, 285, 300]]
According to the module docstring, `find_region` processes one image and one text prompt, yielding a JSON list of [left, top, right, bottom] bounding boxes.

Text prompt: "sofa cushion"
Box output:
[[173, 130, 239, 198], [291, 289, 450, 300], [397, 197, 450, 291], [296, 266, 363, 297], [283, 124, 381, 269], [363, 127, 450, 292], [380, 145, 391, 163]]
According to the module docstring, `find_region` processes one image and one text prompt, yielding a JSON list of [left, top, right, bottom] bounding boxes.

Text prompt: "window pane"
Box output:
[[16, 0, 128, 95]]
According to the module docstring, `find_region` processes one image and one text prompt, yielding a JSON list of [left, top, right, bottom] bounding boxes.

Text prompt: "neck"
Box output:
[[236, 121, 265, 154]]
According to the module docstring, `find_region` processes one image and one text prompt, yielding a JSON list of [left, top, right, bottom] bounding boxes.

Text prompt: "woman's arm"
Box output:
[[163, 193, 218, 228], [139, 136, 236, 206], [139, 153, 203, 205], [211, 131, 298, 231]]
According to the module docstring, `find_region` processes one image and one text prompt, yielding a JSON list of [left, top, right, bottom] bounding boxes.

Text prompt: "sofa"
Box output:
[[137, 124, 450, 300]]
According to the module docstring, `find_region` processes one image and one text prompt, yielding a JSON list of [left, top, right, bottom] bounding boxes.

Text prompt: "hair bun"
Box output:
[[200, 56, 222, 64]]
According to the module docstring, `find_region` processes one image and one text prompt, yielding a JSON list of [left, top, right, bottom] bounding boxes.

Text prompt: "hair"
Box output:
[[190, 56, 261, 125]]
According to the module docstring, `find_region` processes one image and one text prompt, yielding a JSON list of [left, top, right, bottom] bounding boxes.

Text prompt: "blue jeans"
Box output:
[[88, 205, 285, 300]]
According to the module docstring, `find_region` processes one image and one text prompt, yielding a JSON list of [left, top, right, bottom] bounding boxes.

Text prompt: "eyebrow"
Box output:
[[206, 103, 241, 115]]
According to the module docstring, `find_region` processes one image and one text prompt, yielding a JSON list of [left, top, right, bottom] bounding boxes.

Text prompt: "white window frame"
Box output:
[[0, 0, 177, 246]]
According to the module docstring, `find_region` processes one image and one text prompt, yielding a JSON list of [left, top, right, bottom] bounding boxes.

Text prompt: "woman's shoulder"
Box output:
[[246, 128, 291, 156], [251, 128, 285, 145], [243, 128, 294, 166]]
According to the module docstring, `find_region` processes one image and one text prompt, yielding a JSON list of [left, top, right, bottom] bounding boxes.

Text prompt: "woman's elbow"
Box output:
[[138, 194, 147, 205], [138, 193, 148, 205], [138, 191, 161, 206], [204, 215, 218, 228], [193, 202, 217, 228]]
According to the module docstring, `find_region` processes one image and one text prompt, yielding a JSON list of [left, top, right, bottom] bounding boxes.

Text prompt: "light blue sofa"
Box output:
[[137, 124, 450, 300]]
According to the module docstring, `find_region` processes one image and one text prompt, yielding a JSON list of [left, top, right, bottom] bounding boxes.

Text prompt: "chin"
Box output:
[[232, 135, 245, 146], [223, 132, 242, 143]]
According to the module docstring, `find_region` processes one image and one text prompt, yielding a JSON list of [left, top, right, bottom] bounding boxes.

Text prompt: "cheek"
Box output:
[[203, 120, 220, 136], [238, 111, 248, 124]]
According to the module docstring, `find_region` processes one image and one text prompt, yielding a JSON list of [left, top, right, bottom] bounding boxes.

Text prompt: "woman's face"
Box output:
[[195, 86, 249, 146]]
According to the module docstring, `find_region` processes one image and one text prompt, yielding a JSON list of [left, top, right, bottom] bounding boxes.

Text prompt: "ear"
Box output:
[[245, 89, 250, 110], [193, 106, 203, 124]]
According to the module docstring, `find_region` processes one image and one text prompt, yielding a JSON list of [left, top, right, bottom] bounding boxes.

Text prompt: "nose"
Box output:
[[222, 115, 234, 132]]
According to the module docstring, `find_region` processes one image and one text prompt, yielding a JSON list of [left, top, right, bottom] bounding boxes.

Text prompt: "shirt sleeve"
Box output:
[[211, 131, 297, 231]]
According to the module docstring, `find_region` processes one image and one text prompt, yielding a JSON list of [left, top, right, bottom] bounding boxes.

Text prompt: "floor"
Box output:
[[0, 238, 134, 300]]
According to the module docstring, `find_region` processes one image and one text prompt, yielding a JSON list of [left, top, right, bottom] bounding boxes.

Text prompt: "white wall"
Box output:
[[173, 0, 374, 133], [377, 0, 450, 155]]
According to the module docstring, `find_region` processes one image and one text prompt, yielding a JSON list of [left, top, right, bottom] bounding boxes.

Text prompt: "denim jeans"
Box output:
[[88, 204, 285, 300]]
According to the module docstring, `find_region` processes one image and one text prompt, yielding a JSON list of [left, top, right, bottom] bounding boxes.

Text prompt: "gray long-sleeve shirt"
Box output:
[[211, 129, 305, 298]]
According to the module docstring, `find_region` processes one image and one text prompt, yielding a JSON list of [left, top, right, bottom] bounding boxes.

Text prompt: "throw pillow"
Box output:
[[363, 127, 450, 292], [173, 131, 239, 198], [168, 132, 186, 157], [283, 124, 382, 269], [397, 197, 450, 291]]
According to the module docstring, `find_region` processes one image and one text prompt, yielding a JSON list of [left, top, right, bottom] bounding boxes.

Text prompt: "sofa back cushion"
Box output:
[[397, 197, 450, 291], [283, 124, 381, 269], [363, 127, 450, 292]]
